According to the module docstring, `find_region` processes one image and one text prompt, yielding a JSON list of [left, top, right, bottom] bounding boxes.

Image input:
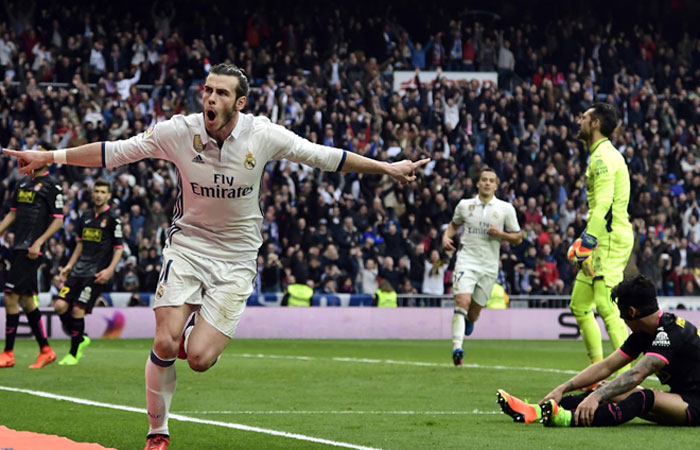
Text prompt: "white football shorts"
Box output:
[[452, 266, 497, 307], [154, 246, 257, 337]]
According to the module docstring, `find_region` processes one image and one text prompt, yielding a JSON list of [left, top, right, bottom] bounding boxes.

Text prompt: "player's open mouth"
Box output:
[[206, 110, 217, 122]]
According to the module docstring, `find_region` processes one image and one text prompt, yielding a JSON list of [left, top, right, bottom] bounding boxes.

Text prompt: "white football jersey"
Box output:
[[452, 196, 520, 275], [105, 113, 346, 262]]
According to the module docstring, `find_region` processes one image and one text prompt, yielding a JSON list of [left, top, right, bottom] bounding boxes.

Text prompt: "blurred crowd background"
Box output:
[[2, 0, 700, 301]]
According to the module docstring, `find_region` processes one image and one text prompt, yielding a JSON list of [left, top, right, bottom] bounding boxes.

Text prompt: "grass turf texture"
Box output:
[[0, 339, 697, 449]]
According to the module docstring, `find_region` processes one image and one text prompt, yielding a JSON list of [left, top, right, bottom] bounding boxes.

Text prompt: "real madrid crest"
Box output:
[[156, 284, 165, 299], [193, 135, 204, 153], [34, 183, 42, 192], [100, 218, 108, 228], [469, 204, 475, 211], [244, 152, 256, 170]]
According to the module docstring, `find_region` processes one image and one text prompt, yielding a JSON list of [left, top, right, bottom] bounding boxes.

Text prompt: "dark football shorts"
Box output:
[[4, 250, 41, 295], [679, 391, 700, 426], [58, 276, 107, 314]]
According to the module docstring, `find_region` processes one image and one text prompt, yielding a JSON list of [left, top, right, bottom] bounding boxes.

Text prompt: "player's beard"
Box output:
[[217, 104, 237, 131], [576, 125, 589, 142]]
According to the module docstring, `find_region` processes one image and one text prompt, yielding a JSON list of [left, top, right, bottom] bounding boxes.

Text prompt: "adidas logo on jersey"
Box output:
[[652, 330, 670, 347], [191, 155, 205, 164]]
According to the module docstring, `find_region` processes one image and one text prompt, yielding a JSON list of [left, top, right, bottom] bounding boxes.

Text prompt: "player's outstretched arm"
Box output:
[[340, 152, 430, 185], [573, 354, 664, 426], [3, 142, 104, 176], [540, 351, 628, 404]]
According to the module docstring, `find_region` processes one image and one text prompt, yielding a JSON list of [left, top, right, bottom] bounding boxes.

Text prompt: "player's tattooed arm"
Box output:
[[593, 355, 665, 401]]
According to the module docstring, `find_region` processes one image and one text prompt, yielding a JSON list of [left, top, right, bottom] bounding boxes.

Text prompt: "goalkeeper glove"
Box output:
[[567, 231, 598, 277]]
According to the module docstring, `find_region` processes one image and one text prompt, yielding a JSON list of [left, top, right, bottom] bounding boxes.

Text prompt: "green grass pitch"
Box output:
[[1, 338, 698, 449]]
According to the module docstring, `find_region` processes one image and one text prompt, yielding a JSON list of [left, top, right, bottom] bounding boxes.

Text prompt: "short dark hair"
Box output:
[[40, 142, 56, 151], [611, 275, 659, 320], [209, 63, 249, 100], [479, 166, 498, 179], [94, 178, 111, 192], [590, 102, 618, 137]]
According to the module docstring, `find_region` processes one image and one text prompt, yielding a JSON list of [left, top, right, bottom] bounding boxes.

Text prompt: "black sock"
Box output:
[[26, 309, 49, 349], [58, 311, 72, 335], [69, 318, 85, 356], [4, 313, 20, 352], [589, 390, 655, 427], [560, 390, 594, 410]]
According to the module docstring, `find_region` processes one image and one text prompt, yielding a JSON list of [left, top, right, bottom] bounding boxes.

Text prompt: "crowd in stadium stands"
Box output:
[[1, 1, 700, 301]]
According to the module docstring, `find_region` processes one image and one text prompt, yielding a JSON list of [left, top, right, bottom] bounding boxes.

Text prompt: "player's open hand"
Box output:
[[539, 386, 564, 405], [94, 268, 114, 285], [573, 392, 601, 426], [388, 158, 430, 185], [59, 265, 73, 282], [2, 148, 53, 175]]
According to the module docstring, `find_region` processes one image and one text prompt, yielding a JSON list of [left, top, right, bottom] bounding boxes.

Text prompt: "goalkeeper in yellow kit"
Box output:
[[568, 103, 633, 366]]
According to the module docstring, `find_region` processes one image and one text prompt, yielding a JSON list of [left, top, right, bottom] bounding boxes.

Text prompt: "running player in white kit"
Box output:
[[442, 167, 522, 366], [4, 63, 430, 450]]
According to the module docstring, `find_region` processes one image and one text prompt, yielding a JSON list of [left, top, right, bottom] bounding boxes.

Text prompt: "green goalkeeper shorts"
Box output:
[[575, 229, 634, 288]]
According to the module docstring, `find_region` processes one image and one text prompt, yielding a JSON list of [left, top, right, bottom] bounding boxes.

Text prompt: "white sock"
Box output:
[[145, 350, 177, 436], [183, 325, 194, 357], [452, 308, 467, 350], [181, 311, 199, 358]]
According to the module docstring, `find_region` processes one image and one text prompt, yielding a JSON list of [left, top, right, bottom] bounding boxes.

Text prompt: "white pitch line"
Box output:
[[0, 385, 383, 450], [230, 354, 660, 384], [175, 410, 504, 415], [233, 353, 580, 375]]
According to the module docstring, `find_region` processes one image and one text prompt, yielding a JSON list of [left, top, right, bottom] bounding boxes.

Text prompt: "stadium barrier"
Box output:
[[7, 292, 700, 310], [392, 70, 498, 95], [2, 304, 700, 340]]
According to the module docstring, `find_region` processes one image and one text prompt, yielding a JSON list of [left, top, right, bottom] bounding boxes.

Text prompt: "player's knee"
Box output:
[[569, 302, 590, 320], [153, 335, 179, 360], [629, 389, 656, 416], [72, 305, 86, 318], [596, 303, 617, 321], [455, 295, 471, 309], [54, 299, 69, 314], [19, 296, 36, 311], [3, 295, 18, 308], [187, 351, 217, 372]]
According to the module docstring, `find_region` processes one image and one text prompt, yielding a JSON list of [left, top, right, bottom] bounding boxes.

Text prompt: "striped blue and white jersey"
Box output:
[[105, 112, 346, 262]]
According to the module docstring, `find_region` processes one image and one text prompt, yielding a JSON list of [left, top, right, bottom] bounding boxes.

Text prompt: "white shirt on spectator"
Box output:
[[443, 96, 462, 130], [0, 38, 17, 66], [90, 48, 106, 73], [105, 112, 346, 262], [360, 267, 378, 294], [117, 69, 141, 100], [422, 261, 447, 295]]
